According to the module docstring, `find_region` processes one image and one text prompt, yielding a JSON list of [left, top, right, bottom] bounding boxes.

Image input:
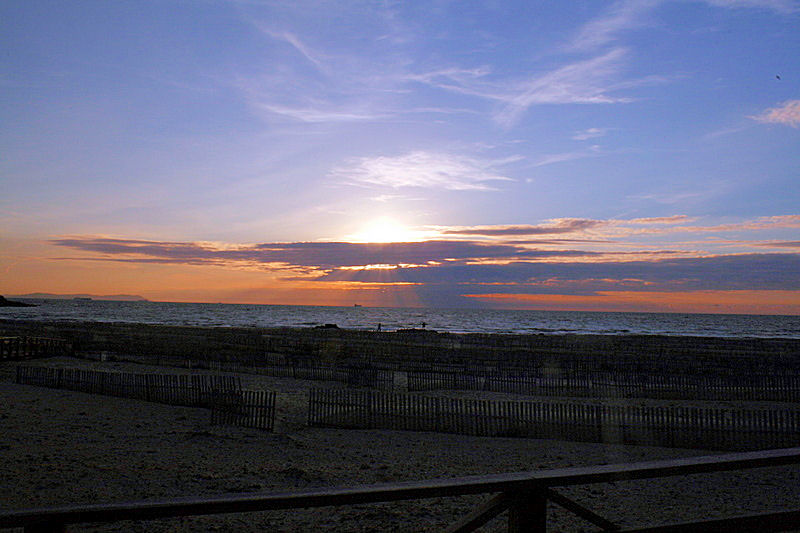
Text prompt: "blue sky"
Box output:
[[1, 1, 799, 312]]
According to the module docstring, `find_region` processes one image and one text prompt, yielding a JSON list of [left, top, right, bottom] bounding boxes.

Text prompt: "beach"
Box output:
[[2, 321, 800, 531]]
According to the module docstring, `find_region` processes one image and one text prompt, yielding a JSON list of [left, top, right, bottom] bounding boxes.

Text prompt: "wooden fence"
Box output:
[[3, 447, 800, 532], [209, 390, 277, 431], [15, 366, 240, 407], [15, 366, 276, 431], [0, 336, 71, 360], [308, 388, 800, 451], [407, 370, 800, 402]]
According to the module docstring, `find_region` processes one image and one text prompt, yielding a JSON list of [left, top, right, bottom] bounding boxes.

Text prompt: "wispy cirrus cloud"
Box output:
[[247, 5, 642, 128], [703, 0, 798, 13], [501, 49, 632, 126], [750, 100, 800, 127], [331, 151, 516, 190], [572, 127, 609, 140], [628, 188, 721, 205], [532, 145, 604, 167], [568, 0, 661, 51], [232, 0, 795, 129], [409, 49, 635, 127], [262, 30, 325, 69], [234, 6, 417, 124], [569, 0, 796, 53], [251, 102, 389, 123]]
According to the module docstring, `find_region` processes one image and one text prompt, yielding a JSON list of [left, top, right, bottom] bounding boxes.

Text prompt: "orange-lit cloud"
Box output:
[[49, 236, 599, 269], [435, 214, 800, 243], [441, 218, 604, 236], [4, 210, 800, 313]]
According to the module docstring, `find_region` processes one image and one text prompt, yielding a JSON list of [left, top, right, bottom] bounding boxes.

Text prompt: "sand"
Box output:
[[3, 356, 800, 532]]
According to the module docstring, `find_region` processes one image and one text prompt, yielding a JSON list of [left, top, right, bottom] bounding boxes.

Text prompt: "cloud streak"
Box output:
[[570, 0, 797, 53], [331, 151, 515, 190], [50, 237, 594, 270], [234, 0, 793, 129], [572, 127, 609, 140], [414, 49, 633, 125], [316, 253, 800, 294], [568, 0, 660, 51], [442, 219, 604, 236], [750, 100, 800, 127], [703, 0, 798, 13]]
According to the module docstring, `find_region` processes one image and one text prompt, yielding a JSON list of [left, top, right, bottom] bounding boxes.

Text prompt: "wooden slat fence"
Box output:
[[16, 366, 276, 431], [0, 336, 71, 360], [209, 390, 276, 431], [308, 388, 800, 451], [15, 366, 240, 407], [407, 370, 484, 392], [407, 370, 800, 402]]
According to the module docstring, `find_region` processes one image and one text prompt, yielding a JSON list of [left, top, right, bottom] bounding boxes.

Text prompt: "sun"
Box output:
[[349, 217, 427, 243]]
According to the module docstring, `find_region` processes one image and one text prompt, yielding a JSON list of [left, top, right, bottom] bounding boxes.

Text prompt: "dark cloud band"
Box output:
[[50, 236, 800, 296]]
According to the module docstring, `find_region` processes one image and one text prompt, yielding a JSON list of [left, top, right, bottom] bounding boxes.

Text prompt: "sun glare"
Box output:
[[349, 218, 427, 243]]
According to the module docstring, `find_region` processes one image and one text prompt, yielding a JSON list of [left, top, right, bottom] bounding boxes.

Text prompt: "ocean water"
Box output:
[[2, 299, 799, 338]]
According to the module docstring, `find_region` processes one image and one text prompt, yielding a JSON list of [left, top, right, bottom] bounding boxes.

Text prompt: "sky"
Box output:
[[1, 0, 799, 314]]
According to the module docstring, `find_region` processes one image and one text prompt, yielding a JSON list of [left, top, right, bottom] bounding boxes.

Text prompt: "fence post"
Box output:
[[507, 488, 547, 532]]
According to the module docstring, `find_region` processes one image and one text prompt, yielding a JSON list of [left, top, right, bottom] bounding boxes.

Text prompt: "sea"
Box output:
[[1, 298, 799, 338]]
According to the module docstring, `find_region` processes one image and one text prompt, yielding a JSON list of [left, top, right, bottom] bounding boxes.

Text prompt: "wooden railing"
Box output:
[[2, 447, 799, 532]]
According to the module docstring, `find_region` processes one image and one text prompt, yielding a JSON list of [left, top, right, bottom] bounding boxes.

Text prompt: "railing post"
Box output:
[[507, 488, 547, 532]]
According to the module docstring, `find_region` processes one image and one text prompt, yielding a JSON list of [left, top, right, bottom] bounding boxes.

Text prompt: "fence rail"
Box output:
[[0, 336, 71, 360], [407, 370, 800, 402], [1, 447, 799, 532], [308, 388, 800, 450]]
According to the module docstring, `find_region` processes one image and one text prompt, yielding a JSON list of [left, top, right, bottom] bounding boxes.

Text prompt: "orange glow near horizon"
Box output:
[[2, 237, 799, 315]]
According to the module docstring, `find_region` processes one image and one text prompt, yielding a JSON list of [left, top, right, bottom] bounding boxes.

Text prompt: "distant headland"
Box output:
[[0, 295, 36, 307], [8, 293, 148, 302]]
